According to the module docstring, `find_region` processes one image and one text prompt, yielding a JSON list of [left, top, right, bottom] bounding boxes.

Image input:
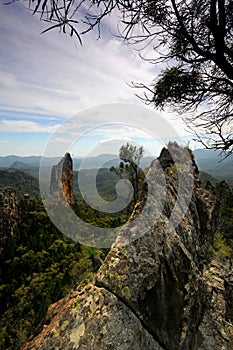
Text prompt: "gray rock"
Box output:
[[22, 284, 163, 350]]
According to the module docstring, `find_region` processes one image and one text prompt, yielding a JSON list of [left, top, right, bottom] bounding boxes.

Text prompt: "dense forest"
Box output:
[[0, 165, 233, 349], [202, 180, 233, 260], [0, 166, 133, 350]]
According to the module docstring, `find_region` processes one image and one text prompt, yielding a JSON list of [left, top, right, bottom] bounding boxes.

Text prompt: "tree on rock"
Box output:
[[110, 143, 144, 207]]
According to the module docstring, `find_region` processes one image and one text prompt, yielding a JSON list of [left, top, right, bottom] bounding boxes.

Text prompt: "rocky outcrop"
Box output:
[[22, 283, 162, 350], [22, 144, 233, 350], [50, 153, 74, 205], [200, 260, 233, 349]]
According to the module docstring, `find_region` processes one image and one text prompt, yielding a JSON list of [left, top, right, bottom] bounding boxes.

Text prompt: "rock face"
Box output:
[[50, 153, 74, 205], [22, 144, 233, 350]]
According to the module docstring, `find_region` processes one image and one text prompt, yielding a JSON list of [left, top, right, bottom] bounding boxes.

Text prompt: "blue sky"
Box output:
[[0, 1, 198, 157]]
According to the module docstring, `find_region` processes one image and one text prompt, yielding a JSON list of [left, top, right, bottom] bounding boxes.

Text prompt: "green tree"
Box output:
[[211, 231, 232, 259], [207, 180, 233, 258], [0, 197, 98, 350], [110, 143, 144, 207], [13, 0, 233, 154]]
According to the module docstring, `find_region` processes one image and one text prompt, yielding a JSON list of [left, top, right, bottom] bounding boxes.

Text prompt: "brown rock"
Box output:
[[50, 153, 74, 205]]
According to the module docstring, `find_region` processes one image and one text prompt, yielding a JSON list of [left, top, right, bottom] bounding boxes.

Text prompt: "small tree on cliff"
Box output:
[[110, 143, 144, 207]]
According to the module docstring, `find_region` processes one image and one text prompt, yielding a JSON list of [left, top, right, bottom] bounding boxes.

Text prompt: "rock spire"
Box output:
[[50, 153, 74, 205]]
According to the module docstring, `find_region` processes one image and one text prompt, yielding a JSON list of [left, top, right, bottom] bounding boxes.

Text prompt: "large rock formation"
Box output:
[[50, 153, 74, 205], [22, 144, 233, 350]]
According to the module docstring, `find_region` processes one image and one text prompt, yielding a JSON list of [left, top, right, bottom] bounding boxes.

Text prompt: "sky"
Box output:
[[0, 1, 198, 157]]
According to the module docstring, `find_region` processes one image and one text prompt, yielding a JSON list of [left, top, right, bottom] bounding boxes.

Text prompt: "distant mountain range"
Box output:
[[0, 169, 39, 197], [0, 154, 155, 177], [193, 149, 233, 182], [0, 149, 232, 185]]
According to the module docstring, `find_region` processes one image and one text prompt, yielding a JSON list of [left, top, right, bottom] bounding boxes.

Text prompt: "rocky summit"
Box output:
[[22, 144, 233, 350]]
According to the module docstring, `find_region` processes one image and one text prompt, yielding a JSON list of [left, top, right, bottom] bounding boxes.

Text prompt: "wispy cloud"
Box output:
[[50, 137, 72, 144], [98, 137, 132, 145], [0, 2, 156, 119], [0, 139, 8, 143], [0, 119, 60, 133], [94, 125, 157, 146], [0, 1, 192, 156]]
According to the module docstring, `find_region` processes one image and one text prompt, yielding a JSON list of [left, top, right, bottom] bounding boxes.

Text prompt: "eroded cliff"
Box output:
[[22, 144, 233, 350]]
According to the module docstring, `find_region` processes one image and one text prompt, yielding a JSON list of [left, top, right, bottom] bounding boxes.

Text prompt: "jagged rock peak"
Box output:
[[157, 142, 199, 175], [50, 153, 74, 205], [22, 145, 233, 350], [158, 146, 175, 170]]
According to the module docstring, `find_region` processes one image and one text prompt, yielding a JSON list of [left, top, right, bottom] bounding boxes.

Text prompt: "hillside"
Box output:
[[10, 161, 39, 178], [194, 149, 233, 183], [0, 167, 121, 201], [0, 169, 39, 197], [0, 155, 42, 168], [73, 167, 126, 201]]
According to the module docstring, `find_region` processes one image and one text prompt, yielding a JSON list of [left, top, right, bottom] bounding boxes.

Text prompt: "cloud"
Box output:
[[0, 139, 8, 143], [0, 1, 157, 119], [0, 119, 60, 133], [0, 71, 18, 88], [95, 125, 156, 141], [50, 137, 72, 144], [0, 2, 194, 156], [43, 104, 191, 145], [98, 136, 132, 145]]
